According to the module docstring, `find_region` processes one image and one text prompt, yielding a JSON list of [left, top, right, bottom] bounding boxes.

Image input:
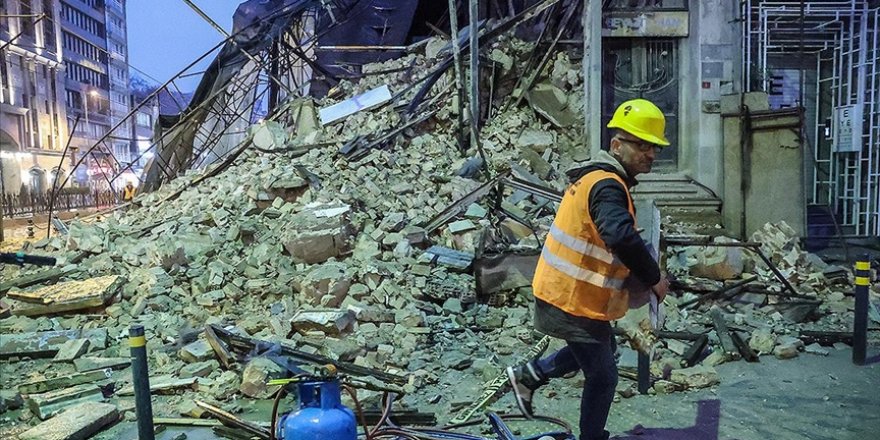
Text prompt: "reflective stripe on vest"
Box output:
[[532, 169, 636, 321], [540, 247, 624, 290], [548, 223, 620, 266]]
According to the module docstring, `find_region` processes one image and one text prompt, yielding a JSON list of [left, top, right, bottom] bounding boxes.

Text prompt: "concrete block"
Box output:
[[73, 357, 130, 373], [670, 365, 720, 389], [25, 383, 105, 420], [179, 339, 215, 364], [239, 358, 286, 399], [19, 402, 118, 440], [291, 309, 356, 336], [53, 339, 90, 362]]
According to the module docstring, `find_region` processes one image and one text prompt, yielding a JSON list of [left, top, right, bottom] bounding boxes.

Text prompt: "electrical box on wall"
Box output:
[[833, 105, 863, 153]]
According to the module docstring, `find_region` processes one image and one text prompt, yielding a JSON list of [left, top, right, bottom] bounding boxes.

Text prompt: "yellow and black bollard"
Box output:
[[130, 325, 156, 440], [853, 256, 871, 365]]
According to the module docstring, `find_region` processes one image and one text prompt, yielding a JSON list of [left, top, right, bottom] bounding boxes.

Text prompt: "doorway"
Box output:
[[602, 38, 679, 170]]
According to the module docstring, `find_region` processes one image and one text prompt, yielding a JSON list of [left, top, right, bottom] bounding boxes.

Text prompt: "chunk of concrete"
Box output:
[[299, 262, 351, 307], [179, 339, 215, 364], [53, 339, 90, 362], [19, 402, 118, 440], [281, 203, 356, 264], [239, 358, 286, 399], [73, 357, 130, 373], [19, 369, 113, 395], [0, 328, 108, 359], [669, 365, 720, 389], [7, 275, 123, 317], [179, 360, 219, 379], [526, 81, 578, 127], [26, 383, 105, 420], [291, 309, 356, 336], [687, 238, 744, 281], [773, 336, 804, 359], [748, 329, 777, 354]]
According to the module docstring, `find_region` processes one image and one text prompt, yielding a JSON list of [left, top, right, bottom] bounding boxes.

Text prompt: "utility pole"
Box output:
[[584, 0, 602, 158], [469, 0, 490, 180]]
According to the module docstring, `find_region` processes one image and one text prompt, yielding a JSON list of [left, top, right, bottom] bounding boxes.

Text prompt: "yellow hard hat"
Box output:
[[607, 99, 670, 146]]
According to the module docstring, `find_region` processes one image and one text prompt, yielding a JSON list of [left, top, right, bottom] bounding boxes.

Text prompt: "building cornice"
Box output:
[[0, 40, 65, 68]]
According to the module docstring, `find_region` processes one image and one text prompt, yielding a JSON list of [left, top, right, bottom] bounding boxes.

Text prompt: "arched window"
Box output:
[[50, 167, 67, 191], [29, 168, 47, 194]]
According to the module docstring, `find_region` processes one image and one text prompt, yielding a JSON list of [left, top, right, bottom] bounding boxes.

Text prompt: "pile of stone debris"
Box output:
[[1, 30, 876, 440]]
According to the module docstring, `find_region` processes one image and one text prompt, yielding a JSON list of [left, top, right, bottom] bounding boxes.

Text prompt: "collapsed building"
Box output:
[[1, 1, 879, 439]]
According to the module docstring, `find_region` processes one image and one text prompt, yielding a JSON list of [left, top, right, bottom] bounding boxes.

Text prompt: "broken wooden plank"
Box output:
[[19, 369, 113, 395], [0, 328, 107, 360], [205, 325, 236, 369], [710, 308, 741, 361], [195, 400, 271, 440], [73, 357, 130, 372], [25, 383, 105, 420], [8, 275, 123, 316], [799, 330, 854, 346], [19, 402, 118, 440], [118, 375, 198, 396], [681, 334, 709, 367], [0, 266, 78, 295], [53, 339, 90, 362], [154, 417, 222, 427], [730, 331, 759, 362]]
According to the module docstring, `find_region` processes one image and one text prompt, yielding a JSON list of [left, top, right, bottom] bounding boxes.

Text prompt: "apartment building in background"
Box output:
[[0, 0, 70, 195], [59, 0, 131, 188]]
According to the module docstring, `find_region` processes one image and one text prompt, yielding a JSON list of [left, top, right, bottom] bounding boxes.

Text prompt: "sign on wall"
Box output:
[[602, 11, 689, 37], [834, 105, 863, 153]]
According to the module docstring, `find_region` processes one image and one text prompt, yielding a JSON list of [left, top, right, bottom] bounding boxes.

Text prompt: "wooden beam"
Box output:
[[681, 334, 710, 367], [18, 402, 118, 440], [710, 308, 741, 361]]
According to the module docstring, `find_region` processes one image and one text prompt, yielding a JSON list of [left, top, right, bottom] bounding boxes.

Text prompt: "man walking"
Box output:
[[122, 181, 137, 202], [507, 99, 671, 440]]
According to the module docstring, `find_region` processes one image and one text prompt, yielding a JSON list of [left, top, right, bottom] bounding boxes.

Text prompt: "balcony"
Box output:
[[64, 0, 107, 22]]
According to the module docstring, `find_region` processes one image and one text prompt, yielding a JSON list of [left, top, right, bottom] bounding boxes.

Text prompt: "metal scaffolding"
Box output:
[[49, 2, 330, 202], [743, 0, 880, 238]]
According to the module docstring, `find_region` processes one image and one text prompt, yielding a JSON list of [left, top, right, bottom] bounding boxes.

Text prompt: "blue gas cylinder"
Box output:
[[279, 379, 357, 440]]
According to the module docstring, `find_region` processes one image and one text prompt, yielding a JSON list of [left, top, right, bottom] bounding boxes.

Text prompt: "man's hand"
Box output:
[[651, 277, 670, 302]]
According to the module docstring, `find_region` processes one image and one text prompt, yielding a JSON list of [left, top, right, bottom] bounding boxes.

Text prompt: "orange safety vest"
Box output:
[[123, 186, 136, 201], [532, 170, 636, 321]]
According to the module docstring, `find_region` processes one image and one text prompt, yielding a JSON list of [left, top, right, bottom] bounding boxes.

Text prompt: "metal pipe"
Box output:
[[448, 0, 466, 154], [637, 351, 650, 395], [852, 256, 871, 365], [129, 325, 155, 440]]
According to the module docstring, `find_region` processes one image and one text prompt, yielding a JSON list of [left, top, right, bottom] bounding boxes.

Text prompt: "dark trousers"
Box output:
[[535, 338, 618, 440]]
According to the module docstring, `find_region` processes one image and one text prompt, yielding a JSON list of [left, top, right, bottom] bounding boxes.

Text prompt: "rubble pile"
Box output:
[[0, 29, 876, 439]]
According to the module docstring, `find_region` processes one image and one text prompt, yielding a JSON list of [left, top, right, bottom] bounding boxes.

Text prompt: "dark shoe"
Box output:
[[506, 361, 545, 419]]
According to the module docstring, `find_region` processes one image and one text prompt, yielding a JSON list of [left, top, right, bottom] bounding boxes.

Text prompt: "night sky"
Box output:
[[127, 0, 240, 91]]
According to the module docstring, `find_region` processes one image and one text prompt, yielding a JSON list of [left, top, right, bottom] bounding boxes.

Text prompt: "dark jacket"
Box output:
[[534, 150, 660, 342], [565, 150, 661, 287]]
